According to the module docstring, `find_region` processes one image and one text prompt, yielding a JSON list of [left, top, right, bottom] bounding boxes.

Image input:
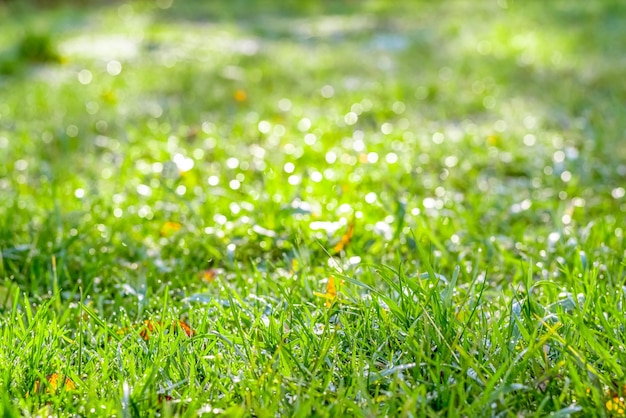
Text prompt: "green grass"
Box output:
[[1, 0, 626, 416]]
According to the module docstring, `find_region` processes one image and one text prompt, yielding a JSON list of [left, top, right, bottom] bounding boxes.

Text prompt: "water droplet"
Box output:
[[320, 85, 334, 98], [385, 153, 398, 164], [136, 184, 152, 197], [612, 187, 625, 199], [560, 171, 572, 182], [78, 69, 93, 85], [310, 171, 323, 182], [553, 150, 565, 163], [298, 118, 311, 132], [548, 232, 560, 244], [381, 122, 393, 135], [284, 162, 295, 174], [304, 133, 316, 145], [367, 152, 378, 163], [258, 120, 271, 134], [106, 60, 122, 76], [229, 179, 241, 190], [278, 98, 292, 112], [432, 132, 444, 144], [344, 112, 358, 125], [444, 155, 458, 168]]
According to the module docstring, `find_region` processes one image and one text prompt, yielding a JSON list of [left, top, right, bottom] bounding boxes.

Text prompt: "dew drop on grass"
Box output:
[[278, 98, 292, 111], [548, 232, 561, 245], [392, 101, 406, 114], [321, 85, 334, 98], [86, 101, 99, 114], [561, 171, 572, 182], [423, 197, 436, 209], [284, 162, 295, 173], [136, 184, 151, 197], [106, 60, 122, 76], [349, 104, 363, 116], [304, 133, 316, 145], [523, 134, 536, 146], [14, 159, 28, 170], [296, 118, 311, 132], [229, 179, 241, 190], [612, 187, 625, 199], [229, 202, 240, 215], [310, 171, 323, 182], [173, 153, 194, 172], [344, 112, 358, 125], [385, 153, 398, 164], [444, 155, 458, 168], [78, 69, 93, 84], [365, 192, 377, 204], [258, 120, 271, 134], [66, 125, 79, 137]]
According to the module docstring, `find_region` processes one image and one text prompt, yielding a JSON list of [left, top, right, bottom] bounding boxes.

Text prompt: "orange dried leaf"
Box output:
[[33, 373, 76, 394], [176, 320, 196, 337], [136, 320, 195, 340], [200, 269, 217, 282], [160, 221, 182, 237], [333, 220, 355, 253], [139, 320, 161, 340]]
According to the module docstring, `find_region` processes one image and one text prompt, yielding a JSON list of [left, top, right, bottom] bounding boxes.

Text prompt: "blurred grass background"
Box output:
[[0, 0, 624, 304]]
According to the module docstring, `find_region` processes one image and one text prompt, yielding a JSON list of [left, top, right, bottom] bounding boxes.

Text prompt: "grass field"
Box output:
[[1, 0, 626, 416]]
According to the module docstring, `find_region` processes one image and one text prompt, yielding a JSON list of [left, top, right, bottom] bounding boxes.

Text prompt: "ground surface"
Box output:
[[1, 0, 626, 416]]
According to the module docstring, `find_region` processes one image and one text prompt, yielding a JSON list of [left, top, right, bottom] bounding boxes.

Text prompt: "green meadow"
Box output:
[[1, 0, 625, 416]]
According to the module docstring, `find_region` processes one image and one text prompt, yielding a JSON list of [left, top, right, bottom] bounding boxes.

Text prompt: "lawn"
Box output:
[[1, 0, 625, 416]]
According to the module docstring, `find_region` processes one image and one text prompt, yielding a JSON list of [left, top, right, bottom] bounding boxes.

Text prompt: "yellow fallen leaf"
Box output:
[[120, 319, 196, 340], [314, 276, 337, 308], [33, 373, 76, 394]]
